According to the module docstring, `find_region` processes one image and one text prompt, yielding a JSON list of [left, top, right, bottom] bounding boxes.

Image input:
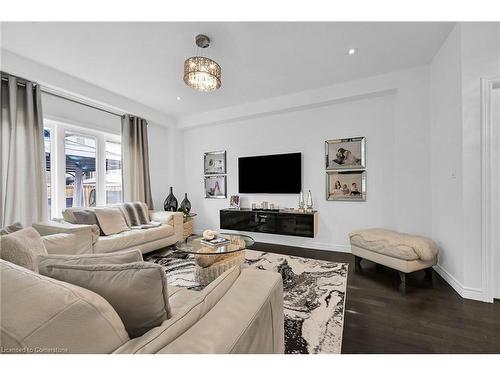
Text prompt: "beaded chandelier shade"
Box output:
[[183, 34, 222, 92], [183, 56, 221, 92]]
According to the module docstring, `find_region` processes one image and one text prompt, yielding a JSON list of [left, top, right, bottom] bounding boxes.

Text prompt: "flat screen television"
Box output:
[[238, 152, 301, 194]]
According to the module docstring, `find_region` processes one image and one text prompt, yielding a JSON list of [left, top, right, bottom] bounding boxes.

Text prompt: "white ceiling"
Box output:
[[1, 22, 454, 118]]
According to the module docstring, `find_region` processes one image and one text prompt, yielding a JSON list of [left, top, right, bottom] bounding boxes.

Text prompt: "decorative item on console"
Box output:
[[229, 195, 240, 209], [298, 191, 305, 210], [164, 186, 178, 211], [306, 190, 313, 210], [251, 202, 280, 211]]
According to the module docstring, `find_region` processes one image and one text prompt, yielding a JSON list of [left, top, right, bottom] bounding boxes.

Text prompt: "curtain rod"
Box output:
[[1, 71, 130, 119], [41, 89, 123, 118]]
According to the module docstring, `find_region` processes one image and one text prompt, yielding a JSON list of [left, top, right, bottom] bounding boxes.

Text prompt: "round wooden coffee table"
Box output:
[[175, 233, 254, 285]]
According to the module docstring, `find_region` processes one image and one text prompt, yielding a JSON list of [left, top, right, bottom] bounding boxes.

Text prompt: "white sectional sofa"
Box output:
[[33, 207, 183, 255], [0, 258, 284, 354]]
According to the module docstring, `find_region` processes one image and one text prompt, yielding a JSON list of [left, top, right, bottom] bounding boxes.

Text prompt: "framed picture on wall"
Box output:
[[204, 151, 227, 174], [204, 175, 227, 199], [326, 170, 366, 201], [325, 137, 365, 170]]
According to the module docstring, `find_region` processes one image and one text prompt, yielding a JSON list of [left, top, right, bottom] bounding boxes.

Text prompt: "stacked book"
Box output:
[[200, 237, 231, 247]]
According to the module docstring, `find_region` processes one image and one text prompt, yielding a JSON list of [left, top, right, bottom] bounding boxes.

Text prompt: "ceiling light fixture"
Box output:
[[348, 48, 357, 55], [176, 96, 182, 101], [184, 34, 222, 92]]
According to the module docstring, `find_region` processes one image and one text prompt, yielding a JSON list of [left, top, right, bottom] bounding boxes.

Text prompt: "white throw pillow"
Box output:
[[94, 207, 129, 236], [0, 227, 48, 272], [39, 261, 171, 338]]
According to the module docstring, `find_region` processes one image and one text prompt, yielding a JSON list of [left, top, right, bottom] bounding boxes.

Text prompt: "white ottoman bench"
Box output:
[[349, 228, 438, 284]]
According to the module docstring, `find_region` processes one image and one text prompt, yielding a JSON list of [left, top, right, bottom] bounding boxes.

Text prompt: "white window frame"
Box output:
[[44, 119, 121, 219]]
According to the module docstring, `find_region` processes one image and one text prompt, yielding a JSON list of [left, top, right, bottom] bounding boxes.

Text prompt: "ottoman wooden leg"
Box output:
[[424, 267, 433, 279], [399, 271, 406, 284], [354, 256, 362, 266]]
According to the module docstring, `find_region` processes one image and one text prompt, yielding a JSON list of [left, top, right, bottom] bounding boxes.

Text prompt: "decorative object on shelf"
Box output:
[[326, 170, 366, 201], [204, 175, 227, 199], [325, 137, 366, 170], [306, 190, 313, 209], [184, 34, 221, 92], [179, 193, 191, 214], [298, 191, 305, 209], [261, 201, 269, 210], [251, 203, 257, 210], [204, 151, 226, 174], [164, 186, 178, 211], [229, 195, 240, 209]]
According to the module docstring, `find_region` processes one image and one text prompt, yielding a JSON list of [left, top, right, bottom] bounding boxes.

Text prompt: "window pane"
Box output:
[[44, 128, 51, 218], [106, 141, 122, 204], [65, 133, 96, 208]]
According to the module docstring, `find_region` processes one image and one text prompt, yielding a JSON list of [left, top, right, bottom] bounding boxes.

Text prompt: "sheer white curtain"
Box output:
[[1, 74, 48, 227], [121, 115, 153, 209]]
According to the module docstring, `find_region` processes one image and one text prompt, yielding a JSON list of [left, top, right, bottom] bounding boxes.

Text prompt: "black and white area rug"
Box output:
[[146, 249, 348, 354]]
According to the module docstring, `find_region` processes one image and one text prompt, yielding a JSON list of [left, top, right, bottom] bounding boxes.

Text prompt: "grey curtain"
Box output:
[[1, 74, 48, 227], [121, 115, 153, 209]]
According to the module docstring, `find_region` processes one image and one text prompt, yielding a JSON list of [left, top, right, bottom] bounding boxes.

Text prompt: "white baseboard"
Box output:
[[433, 264, 487, 302]]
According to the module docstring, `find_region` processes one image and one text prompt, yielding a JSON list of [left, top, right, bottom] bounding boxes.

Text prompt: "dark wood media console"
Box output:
[[220, 208, 318, 238]]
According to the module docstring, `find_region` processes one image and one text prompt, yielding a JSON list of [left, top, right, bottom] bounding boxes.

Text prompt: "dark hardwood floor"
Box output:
[[250, 241, 500, 354]]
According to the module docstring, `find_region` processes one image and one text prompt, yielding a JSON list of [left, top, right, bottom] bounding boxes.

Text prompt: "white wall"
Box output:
[[429, 25, 465, 288], [178, 67, 431, 251], [430, 23, 500, 301]]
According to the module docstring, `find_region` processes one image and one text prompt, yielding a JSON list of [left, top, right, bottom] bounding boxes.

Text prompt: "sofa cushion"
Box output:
[[0, 222, 23, 235], [72, 210, 105, 236], [38, 249, 143, 271], [94, 229, 146, 253], [113, 265, 241, 353], [121, 202, 150, 227], [142, 224, 175, 242], [93, 225, 174, 253], [0, 259, 129, 353], [39, 261, 171, 338], [0, 227, 48, 272], [94, 207, 129, 236]]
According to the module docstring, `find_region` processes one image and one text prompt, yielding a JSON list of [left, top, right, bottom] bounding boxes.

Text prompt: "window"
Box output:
[[44, 120, 122, 217], [43, 128, 52, 218], [105, 141, 122, 204], [65, 132, 97, 208]]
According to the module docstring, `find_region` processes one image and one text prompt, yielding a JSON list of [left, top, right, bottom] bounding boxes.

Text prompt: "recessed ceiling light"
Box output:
[[176, 96, 182, 101], [348, 48, 357, 55]]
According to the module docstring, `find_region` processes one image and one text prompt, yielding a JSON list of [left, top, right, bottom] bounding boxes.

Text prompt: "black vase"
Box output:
[[164, 186, 178, 212], [180, 193, 191, 214]]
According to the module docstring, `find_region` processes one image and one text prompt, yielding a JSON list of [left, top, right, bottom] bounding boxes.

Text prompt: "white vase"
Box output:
[[306, 190, 313, 209]]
